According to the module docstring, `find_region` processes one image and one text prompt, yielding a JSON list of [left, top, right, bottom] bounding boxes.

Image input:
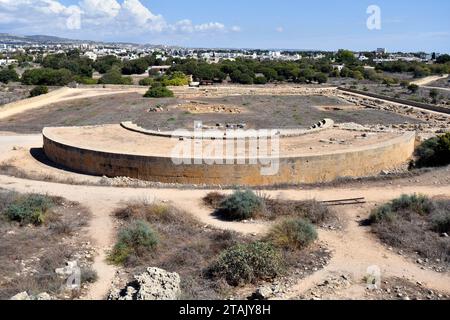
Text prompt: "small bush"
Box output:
[[266, 199, 330, 224], [29, 85, 49, 97], [203, 192, 225, 208], [81, 267, 98, 284], [431, 211, 450, 233], [414, 133, 450, 168], [4, 194, 54, 225], [108, 220, 158, 265], [138, 77, 154, 86], [114, 202, 194, 226], [390, 194, 434, 215], [369, 203, 396, 224], [208, 241, 284, 286], [144, 84, 174, 98], [369, 194, 434, 224], [267, 218, 318, 250], [217, 190, 264, 221]]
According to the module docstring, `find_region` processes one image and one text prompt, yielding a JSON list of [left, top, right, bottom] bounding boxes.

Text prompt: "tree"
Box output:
[[314, 72, 328, 84], [21, 68, 73, 86], [352, 71, 364, 80], [144, 84, 174, 98], [122, 58, 149, 75], [407, 84, 419, 94], [340, 67, 352, 78], [430, 89, 439, 104], [93, 55, 122, 74], [336, 50, 357, 65], [98, 67, 132, 85], [42, 52, 93, 77], [30, 85, 49, 97], [413, 66, 431, 78], [436, 54, 450, 64], [254, 75, 268, 84], [0, 68, 19, 84]]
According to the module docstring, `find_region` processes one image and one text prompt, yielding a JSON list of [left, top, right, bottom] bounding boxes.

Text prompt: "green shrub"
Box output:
[[369, 194, 434, 224], [0, 68, 19, 84], [254, 76, 268, 84], [4, 194, 54, 225], [217, 190, 264, 221], [143, 84, 174, 98], [208, 241, 284, 286], [138, 77, 154, 86], [431, 211, 450, 233], [369, 203, 396, 224], [98, 67, 133, 85], [390, 194, 434, 215], [108, 220, 158, 265], [29, 85, 49, 97], [74, 76, 98, 85], [21, 68, 73, 86], [414, 133, 450, 168], [267, 218, 318, 250]]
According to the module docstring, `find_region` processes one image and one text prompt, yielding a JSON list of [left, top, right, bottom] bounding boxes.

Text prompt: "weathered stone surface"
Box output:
[[10, 291, 31, 300], [109, 267, 181, 301], [250, 285, 274, 300], [10, 291, 53, 300]]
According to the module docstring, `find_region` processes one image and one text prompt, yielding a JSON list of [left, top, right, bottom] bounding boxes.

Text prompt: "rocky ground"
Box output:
[[297, 275, 449, 300], [0, 84, 31, 106]]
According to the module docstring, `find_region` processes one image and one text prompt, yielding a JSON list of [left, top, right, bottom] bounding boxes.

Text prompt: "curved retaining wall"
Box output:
[[43, 130, 416, 186]]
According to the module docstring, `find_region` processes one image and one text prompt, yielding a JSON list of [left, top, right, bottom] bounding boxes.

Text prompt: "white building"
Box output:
[[84, 51, 97, 61]]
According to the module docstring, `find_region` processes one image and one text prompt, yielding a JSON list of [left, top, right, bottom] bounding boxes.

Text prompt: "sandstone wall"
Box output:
[[43, 131, 416, 186]]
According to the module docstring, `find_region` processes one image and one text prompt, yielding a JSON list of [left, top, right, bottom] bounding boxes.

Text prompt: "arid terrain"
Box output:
[[0, 84, 449, 301]]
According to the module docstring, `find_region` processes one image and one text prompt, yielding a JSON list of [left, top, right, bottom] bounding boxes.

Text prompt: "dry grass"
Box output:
[[0, 189, 91, 300], [112, 200, 332, 299], [369, 195, 450, 269], [112, 200, 247, 299], [204, 191, 335, 224]]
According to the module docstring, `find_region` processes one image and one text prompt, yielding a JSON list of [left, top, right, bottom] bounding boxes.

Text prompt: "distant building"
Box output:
[[376, 48, 387, 55], [332, 64, 345, 72], [0, 58, 18, 66], [84, 51, 97, 61], [149, 65, 171, 75]]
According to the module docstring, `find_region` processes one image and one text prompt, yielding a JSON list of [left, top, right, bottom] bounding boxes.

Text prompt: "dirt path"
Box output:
[[280, 206, 450, 299], [411, 74, 449, 86], [0, 87, 147, 120], [0, 174, 449, 299]]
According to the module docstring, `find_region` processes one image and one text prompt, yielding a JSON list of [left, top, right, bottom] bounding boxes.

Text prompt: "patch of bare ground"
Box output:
[[297, 275, 449, 300], [108, 201, 332, 300], [0, 189, 95, 300]]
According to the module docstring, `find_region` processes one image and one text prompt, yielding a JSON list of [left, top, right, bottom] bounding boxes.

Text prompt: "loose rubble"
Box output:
[[109, 267, 181, 300]]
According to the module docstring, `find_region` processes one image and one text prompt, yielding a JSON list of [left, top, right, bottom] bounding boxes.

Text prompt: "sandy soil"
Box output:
[[0, 84, 449, 300], [411, 74, 449, 86], [0, 172, 449, 299], [44, 124, 403, 158], [0, 87, 147, 120]]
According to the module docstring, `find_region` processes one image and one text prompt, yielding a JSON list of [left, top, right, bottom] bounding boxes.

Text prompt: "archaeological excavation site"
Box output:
[[31, 86, 433, 187], [1, 84, 449, 303]]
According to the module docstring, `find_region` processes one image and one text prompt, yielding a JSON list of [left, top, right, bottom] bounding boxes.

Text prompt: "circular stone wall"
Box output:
[[43, 125, 416, 186]]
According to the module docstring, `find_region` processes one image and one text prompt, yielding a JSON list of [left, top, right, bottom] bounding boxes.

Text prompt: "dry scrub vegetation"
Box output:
[[110, 196, 332, 299], [368, 194, 450, 271], [204, 190, 336, 225], [0, 189, 94, 300]]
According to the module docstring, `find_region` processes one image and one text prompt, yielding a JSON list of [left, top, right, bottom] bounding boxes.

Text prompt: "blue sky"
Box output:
[[1, 0, 449, 52]]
